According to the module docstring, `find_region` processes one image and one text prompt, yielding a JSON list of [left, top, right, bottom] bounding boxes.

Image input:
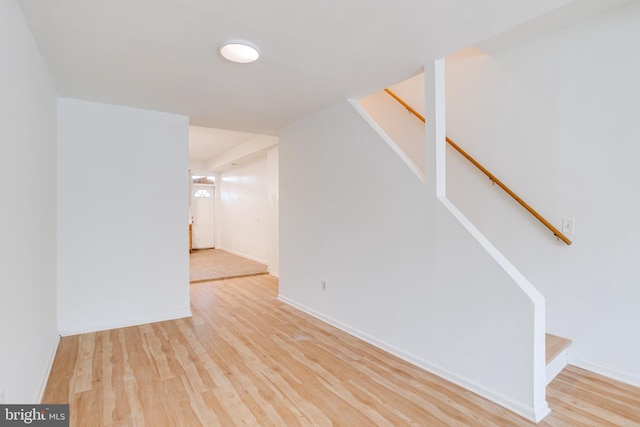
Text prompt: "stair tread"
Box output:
[[546, 333, 572, 365]]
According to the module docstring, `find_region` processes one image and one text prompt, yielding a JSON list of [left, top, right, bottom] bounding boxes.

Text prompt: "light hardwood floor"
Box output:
[[43, 275, 640, 426], [189, 249, 268, 283]]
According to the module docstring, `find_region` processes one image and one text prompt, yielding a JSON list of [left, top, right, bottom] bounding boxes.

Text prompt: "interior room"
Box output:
[[2, 0, 639, 424]]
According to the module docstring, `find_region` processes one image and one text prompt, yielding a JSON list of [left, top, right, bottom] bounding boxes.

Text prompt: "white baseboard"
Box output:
[[217, 247, 268, 266], [37, 334, 60, 403], [569, 356, 640, 388], [58, 309, 193, 337], [277, 295, 548, 423]]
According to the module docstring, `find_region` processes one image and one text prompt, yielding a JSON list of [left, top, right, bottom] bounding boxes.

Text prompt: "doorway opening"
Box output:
[[188, 126, 278, 283], [189, 175, 268, 282]]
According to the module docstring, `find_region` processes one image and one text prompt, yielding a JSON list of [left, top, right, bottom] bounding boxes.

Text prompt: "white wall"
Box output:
[[57, 98, 191, 335], [446, 1, 640, 385], [218, 156, 270, 264], [267, 147, 279, 276], [279, 100, 547, 421], [0, 0, 59, 403], [214, 144, 279, 273], [188, 159, 208, 177], [358, 75, 426, 179]]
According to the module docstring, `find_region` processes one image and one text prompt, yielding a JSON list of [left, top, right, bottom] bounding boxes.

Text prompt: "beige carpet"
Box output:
[[190, 249, 268, 283]]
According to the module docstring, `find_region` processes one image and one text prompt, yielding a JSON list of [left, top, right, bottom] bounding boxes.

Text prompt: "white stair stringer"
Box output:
[[546, 347, 569, 385], [546, 335, 572, 385]]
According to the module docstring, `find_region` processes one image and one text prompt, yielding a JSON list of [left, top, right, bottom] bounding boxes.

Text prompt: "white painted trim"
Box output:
[[427, 59, 447, 196], [348, 99, 426, 182], [217, 247, 268, 266], [425, 59, 548, 420], [546, 349, 569, 385], [58, 310, 193, 337], [36, 334, 60, 403], [438, 194, 548, 422], [278, 294, 549, 423], [569, 357, 640, 388], [268, 270, 279, 278], [438, 199, 545, 304]]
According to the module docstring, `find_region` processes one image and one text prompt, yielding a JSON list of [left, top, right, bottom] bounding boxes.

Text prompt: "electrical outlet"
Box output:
[[321, 280, 327, 292], [562, 218, 575, 235]]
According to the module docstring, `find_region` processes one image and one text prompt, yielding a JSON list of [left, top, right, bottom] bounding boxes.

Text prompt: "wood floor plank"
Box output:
[[42, 335, 79, 403], [189, 248, 268, 283], [42, 275, 640, 426]]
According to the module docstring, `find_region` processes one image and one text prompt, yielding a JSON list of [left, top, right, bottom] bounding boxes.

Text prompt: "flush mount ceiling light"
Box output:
[[219, 40, 260, 63]]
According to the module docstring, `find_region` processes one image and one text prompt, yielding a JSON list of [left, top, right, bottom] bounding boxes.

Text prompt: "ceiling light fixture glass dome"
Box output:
[[219, 40, 260, 63]]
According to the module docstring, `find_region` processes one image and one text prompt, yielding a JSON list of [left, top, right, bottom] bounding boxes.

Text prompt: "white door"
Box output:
[[192, 185, 215, 249]]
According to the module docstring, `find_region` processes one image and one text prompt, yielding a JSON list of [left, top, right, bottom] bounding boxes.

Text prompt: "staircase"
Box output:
[[546, 333, 572, 385], [358, 82, 575, 421]]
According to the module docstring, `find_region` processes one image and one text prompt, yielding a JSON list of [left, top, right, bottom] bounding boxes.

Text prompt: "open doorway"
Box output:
[[188, 126, 279, 282]]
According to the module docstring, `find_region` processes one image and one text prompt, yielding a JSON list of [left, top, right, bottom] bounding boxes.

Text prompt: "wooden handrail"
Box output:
[[384, 88, 572, 245], [445, 136, 572, 245], [384, 89, 426, 122]]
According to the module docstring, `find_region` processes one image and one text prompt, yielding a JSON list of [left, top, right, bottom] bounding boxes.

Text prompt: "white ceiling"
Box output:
[[188, 126, 256, 163], [19, 0, 579, 135]]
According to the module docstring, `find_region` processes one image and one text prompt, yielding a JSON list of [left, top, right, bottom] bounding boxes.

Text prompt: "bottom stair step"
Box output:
[[546, 333, 572, 385]]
